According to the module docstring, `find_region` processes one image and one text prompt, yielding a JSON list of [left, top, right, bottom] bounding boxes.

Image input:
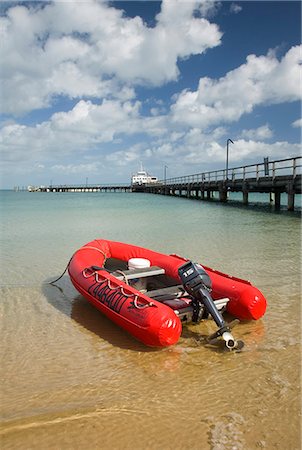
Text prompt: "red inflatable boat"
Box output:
[[68, 239, 266, 348]]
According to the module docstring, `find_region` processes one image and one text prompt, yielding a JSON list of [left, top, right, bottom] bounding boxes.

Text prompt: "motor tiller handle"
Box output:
[[178, 261, 244, 350]]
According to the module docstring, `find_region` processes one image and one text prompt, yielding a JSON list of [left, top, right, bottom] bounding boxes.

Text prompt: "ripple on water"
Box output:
[[205, 412, 246, 450], [1, 191, 301, 449]]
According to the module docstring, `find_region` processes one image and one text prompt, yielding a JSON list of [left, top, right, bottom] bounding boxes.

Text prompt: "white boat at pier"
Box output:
[[131, 164, 158, 186]]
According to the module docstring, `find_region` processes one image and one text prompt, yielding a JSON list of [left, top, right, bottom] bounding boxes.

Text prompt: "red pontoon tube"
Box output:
[[68, 239, 267, 347]]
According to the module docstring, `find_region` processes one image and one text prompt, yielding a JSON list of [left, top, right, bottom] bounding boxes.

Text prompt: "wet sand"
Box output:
[[1, 279, 300, 449]]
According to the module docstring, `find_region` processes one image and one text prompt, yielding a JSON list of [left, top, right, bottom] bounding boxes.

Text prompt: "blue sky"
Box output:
[[0, 0, 301, 188]]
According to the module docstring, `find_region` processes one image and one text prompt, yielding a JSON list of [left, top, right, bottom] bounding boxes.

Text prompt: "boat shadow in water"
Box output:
[[43, 276, 265, 353], [43, 276, 159, 352]]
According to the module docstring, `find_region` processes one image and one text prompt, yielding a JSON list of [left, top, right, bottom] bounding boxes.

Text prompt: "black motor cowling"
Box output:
[[178, 261, 212, 295], [178, 261, 244, 350]]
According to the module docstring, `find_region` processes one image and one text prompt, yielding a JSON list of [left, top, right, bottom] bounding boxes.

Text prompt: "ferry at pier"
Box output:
[[131, 164, 158, 186]]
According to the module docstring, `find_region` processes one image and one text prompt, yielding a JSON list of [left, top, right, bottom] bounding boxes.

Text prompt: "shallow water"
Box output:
[[1, 191, 301, 449]]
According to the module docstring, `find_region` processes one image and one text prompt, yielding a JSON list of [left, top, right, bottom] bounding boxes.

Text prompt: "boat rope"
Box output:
[[49, 245, 154, 309], [114, 270, 129, 285], [132, 297, 153, 309], [76, 246, 108, 263], [49, 246, 108, 286], [49, 256, 73, 285]]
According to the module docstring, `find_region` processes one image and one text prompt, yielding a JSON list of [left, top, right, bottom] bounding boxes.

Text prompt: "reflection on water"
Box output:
[[1, 191, 301, 449]]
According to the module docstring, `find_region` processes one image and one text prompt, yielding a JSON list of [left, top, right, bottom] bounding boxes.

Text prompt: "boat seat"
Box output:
[[147, 285, 188, 300], [112, 266, 165, 281], [111, 268, 230, 311], [148, 285, 230, 311]]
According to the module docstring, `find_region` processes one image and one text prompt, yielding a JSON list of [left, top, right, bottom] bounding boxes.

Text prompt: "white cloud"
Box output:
[[292, 118, 302, 128], [0, 99, 144, 173], [240, 124, 273, 140], [105, 146, 142, 166], [171, 46, 302, 129], [1, 88, 299, 181], [197, 1, 222, 18], [0, 0, 300, 187], [51, 163, 100, 175], [0, 0, 222, 115], [230, 3, 242, 14], [147, 135, 301, 168], [51, 99, 142, 139], [221, 140, 301, 163]]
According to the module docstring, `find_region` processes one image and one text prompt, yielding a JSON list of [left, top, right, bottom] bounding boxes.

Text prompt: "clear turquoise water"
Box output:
[[1, 190, 301, 285], [1, 190, 301, 449]]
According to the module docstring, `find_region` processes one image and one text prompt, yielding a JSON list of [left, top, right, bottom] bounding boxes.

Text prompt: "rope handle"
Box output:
[[133, 295, 155, 309], [83, 267, 155, 308]]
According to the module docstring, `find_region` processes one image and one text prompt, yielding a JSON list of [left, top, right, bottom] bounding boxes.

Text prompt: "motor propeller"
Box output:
[[178, 261, 244, 351]]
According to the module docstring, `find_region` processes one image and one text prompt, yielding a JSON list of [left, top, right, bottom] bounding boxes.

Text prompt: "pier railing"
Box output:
[[160, 156, 302, 185], [46, 183, 130, 189], [29, 182, 132, 193]]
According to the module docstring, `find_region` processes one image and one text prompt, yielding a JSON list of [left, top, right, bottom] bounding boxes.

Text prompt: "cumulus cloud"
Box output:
[[198, 1, 222, 18], [171, 46, 302, 129], [292, 118, 302, 128], [0, 98, 143, 165], [146, 133, 301, 168], [1, 47, 300, 176], [230, 3, 242, 14], [134, 123, 299, 170], [50, 163, 100, 175], [221, 140, 301, 163], [0, 97, 175, 184], [0, 1, 300, 187], [240, 124, 273, 140], [0, 0, 222, 115], [51, 99, 142, 139], [105, 145, 143, 166]]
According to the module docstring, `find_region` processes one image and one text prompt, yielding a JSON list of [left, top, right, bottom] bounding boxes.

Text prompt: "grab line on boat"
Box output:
[[83, 266, 155, 309]]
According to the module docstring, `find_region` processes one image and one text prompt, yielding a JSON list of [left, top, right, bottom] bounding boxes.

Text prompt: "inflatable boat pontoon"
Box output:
[[67, 239, 267, 349]]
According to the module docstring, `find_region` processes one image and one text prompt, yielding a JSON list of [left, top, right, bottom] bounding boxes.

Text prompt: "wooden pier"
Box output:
[[28, 156, 301, 211], [32, 184, 132, 193], [146, 156, 301, 211]]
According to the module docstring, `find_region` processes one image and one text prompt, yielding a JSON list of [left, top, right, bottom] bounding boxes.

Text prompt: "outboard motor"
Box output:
[[178, 261, 244, 350]]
